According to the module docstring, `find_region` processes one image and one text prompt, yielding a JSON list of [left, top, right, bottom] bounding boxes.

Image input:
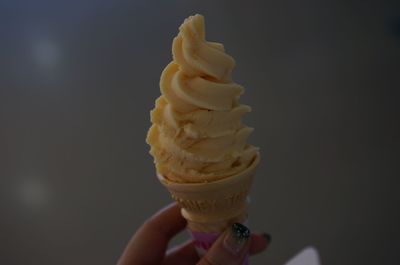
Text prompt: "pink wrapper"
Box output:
[[190, 230, 249, 265]]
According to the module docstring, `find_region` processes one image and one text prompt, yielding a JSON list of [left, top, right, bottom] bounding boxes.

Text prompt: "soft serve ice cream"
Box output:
[[147, 14, 258, 183]]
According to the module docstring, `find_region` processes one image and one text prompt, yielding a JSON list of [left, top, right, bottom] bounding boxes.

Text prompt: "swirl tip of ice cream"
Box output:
[[147, 14, 258, 183]]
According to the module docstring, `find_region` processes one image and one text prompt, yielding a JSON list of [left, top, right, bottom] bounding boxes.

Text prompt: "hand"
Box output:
[[117, 203, 270, 265]]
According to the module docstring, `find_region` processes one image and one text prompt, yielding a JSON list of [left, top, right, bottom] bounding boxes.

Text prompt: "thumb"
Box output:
[[197, 223, 251, 265]]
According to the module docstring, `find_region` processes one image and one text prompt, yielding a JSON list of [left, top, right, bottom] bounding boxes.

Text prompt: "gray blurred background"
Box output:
[[1, 0, 399, 264]]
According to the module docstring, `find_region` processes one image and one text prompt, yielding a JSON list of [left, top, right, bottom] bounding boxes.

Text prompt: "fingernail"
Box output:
[[262, 233, 271, 244], [223, 223, 250, 255]]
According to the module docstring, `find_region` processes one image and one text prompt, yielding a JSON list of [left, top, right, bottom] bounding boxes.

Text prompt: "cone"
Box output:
[[157, 153, 260, 233]]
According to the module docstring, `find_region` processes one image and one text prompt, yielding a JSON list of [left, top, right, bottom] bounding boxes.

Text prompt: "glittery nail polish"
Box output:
[[223, 223, 250, 255]]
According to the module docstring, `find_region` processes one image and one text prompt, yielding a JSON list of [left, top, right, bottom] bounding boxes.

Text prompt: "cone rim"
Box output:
[[157, 152, 260, 191]]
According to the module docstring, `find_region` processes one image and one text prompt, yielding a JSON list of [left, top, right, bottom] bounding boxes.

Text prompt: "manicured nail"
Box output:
[[223, 223, 250, 255], [262, 233, 271, 244]]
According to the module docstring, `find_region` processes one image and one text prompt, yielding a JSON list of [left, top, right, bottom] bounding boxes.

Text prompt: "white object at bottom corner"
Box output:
[[284, 246, 321, 265]]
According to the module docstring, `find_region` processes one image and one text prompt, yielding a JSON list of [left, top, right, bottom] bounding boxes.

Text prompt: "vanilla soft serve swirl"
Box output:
[[147, 14, 258, 183]]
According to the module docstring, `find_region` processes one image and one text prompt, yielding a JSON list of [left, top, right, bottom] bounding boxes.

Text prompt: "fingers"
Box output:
[[117, 203, 186, 265], [249, 233, 270, 255], [197, 223, 251, 265], [162, 232, 270, 265], [162, 240, 199, 265], [116, 202, 271, 265]]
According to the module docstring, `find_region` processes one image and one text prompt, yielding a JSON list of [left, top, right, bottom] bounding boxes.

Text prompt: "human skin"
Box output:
[[116, 203, 270, 265]]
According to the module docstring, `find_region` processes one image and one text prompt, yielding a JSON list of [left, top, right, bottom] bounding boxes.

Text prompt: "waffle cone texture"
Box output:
[[158, 153, 260, 233]]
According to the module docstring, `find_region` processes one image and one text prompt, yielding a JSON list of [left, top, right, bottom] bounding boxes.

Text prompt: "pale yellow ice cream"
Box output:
[[147, 14, 258, 183]]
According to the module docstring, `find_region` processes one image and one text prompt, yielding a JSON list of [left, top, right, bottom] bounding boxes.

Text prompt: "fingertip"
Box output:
[[144, 202, 186, 238], [249, 233, 270, 255], [118, 203, 186, 265]]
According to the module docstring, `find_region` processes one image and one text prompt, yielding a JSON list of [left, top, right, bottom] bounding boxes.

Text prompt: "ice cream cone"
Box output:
[[157, 153, 260, 233], [148, 15, 260, 263]]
